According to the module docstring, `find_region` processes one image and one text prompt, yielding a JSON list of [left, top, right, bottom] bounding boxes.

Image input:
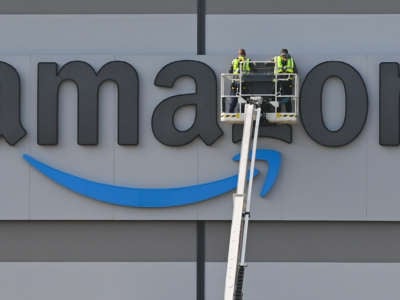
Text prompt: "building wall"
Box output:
[[0, 1, 400, 299], [2, 17, 400, 220]]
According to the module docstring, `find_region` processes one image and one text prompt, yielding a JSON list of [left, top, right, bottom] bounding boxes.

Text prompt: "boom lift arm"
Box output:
[[220, 61, 299, 300], [224, 101, 261, 300]]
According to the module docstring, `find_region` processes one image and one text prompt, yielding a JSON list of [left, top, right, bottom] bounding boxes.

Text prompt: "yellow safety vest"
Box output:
[[232, 56, 251, 74], [274, 55, 295, 74]]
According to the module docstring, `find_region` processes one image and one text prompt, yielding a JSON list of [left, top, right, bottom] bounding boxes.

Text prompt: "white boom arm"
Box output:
[[224, 103, 261, 300]]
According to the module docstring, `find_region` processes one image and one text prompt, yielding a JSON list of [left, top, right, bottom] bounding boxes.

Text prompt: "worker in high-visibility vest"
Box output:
[[228, 48, 252, 113], [273, 49, 297, 112]]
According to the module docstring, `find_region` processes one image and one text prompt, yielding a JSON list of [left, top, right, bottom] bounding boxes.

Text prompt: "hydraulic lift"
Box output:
[[220, 61, 299, 300]]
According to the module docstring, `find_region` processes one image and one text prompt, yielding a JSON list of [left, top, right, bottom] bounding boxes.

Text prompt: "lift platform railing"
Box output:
[[220, 60, 299, 124]]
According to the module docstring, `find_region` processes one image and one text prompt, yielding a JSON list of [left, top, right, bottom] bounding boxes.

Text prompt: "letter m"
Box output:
[[37, 61, 139, 145]]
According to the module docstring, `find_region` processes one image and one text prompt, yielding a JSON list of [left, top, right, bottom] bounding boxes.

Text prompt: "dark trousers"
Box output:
[[229, 95, 238, 113], [277, 80, 293, 112], [229, 83, 249, 113]]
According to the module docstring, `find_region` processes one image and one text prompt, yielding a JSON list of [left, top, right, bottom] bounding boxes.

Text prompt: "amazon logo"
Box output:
[[0, 58, 398, 207]]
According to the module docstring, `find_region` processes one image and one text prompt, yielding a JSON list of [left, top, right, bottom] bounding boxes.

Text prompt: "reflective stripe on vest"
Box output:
[[232, 56, 251, 74], [274, 56, 294, 74]]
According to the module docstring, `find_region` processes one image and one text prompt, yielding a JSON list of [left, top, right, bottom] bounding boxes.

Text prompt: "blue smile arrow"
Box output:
[[22, 149, 281, 208]]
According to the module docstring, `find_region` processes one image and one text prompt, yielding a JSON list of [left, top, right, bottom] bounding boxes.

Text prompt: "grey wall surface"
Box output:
[[0, 15, 400, 220], [0, 15, 196, 54], [0, 262, 196, 300], [2, 221, 400, 262], [207, 0, 400, 13], [0, 0, 196, 13], [206, 222, 400, 262], [206, 262, 400, 300], [0, 221, 196, 261], [0, 6, 398, 300], [1, 0, 400, 14], [0, 261, 399, 300]]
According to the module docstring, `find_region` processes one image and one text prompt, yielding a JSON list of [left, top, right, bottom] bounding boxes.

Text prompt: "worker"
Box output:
[[273, 49, 297, 112], [228, 48, 252, 113]]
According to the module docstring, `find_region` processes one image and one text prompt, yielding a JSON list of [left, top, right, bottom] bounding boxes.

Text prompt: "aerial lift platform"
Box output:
[[220, 61, 299, 124], [220, 61, 299, 300]]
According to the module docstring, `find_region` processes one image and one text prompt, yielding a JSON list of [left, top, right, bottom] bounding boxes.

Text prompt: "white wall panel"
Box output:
[[0, 262, 195, 300], [207, 262, 400, 300]]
